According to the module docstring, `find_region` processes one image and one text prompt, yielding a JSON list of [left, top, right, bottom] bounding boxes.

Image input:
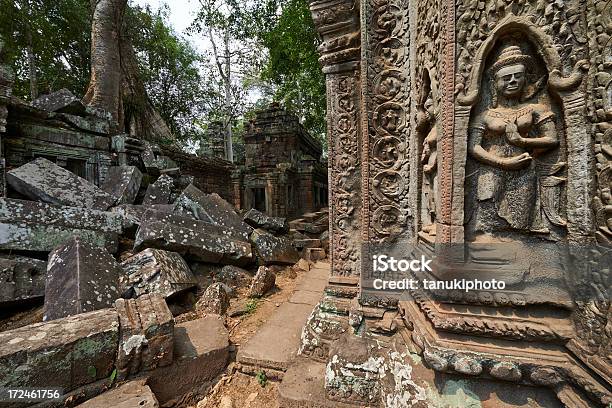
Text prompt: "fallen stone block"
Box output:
[[215, 265, 253, 289], [134, 212, 253, 266], [173, 184, 252, 240], [111, 204, 174, 230], [303, 223, 326, 235], [31, 88, 86, 115], [7, 158, 114, 210], [0, 256, 45, 306], [243, 208, 289, 234], [303, 247, 326, 262], [76, 380, 159, 408], [0, 309, 119, 391], [44, 237, 121, 321], [196, 282, 230, 315], [293, 238, 322, 249], [115, 294, 174, 380], [143, 174, 173, 205], [147, 316, 229, 404], [101, 166, 142, 205], [320, 230, 329, 252], [248, 266, 276, 297], [120, 248, 196, 299], [250, 228, 300, 265], [53, 112, 110, 135], [0, 198, 122, 253]]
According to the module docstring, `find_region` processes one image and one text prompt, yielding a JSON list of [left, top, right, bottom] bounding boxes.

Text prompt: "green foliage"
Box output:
[[108, 368, 117, 385], [126, 4, 205, 141], [256, 370, 268, 387], [245, 298, 259, 314], [0, 0, 91, 100], [257, 0, 327, 145]]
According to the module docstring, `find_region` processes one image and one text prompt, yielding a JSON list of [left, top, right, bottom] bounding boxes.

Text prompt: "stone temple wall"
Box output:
[[303, 0, 612, 406]]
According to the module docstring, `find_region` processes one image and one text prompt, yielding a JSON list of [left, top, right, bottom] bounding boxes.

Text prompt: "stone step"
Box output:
[[278, 358, 361, 408], [146, 315, 229, 404], [76, 380, 159, 408], [237, 262, 329, 375]]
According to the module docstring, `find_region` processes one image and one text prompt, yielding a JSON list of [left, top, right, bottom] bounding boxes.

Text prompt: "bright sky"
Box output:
[[131, 0, 207, 51]]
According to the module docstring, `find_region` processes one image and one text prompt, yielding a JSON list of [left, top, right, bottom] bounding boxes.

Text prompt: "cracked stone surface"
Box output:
[[101, 166, 142, 205], [115, 294, 174, 380], [120, 248, 196, 299], [0, 256, 46, 306], [173, 184, 252, 240], [134, 212, 253, 266], [44, 236, 121, 321], [243, 208, 289, 234], [0, 198, 122, 253], [143, 174, 173, 205], [250, 228, 299, 265], [7, 158, 114, 210]]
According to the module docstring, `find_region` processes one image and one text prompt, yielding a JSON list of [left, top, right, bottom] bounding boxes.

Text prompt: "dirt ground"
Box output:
[[187, 263, 309, 408]]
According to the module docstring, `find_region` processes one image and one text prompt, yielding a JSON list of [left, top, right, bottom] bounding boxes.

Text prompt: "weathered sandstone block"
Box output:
[[0, 256, 45, 306], [120, 248, 196, 299], [142, 174, 173, 205], [6, 158, 114, 210], [44, 237, 121, 321], [0, 198, 122, 253], [243, 208, 289, 234], [134, 212, 253, 266], [248, 266, 276, 298], [115, 294, 173, 380], [250, 228, 300, 265], [101, 166, 142, 205], [0, 309, 119, 391], [173, 184, 252, 240]]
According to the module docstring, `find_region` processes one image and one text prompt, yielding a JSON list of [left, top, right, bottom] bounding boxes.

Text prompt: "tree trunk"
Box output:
[[223, 29, 234, 162], [83, 0, 174, 142], [23, 1, 38, 100]]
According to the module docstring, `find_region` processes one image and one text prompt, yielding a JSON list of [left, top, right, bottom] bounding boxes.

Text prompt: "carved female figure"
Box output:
[[468, 45, 565, 234]]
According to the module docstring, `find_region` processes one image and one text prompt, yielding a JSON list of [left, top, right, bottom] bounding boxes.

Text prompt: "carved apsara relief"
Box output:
[[466, 42, 568, 241]]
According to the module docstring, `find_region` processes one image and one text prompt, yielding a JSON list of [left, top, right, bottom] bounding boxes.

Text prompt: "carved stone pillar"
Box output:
[[310, 0, 362, 280]]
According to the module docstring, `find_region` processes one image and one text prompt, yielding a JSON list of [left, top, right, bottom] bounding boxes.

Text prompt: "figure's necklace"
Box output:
[[485, 106, 532, 122]]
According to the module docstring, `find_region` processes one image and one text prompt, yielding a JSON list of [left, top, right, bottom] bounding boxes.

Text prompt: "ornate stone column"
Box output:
[[310, 0, 362, 281]]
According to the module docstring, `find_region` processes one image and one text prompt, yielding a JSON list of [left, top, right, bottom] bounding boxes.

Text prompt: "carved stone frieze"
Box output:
[[363, 0, 412, 242]]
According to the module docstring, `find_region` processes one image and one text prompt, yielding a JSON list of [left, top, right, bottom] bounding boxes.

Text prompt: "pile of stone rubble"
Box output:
[[0, 154, 328, 407]]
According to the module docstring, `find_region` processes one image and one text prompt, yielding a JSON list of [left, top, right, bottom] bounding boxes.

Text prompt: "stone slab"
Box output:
[[44, 237, 121, 321], [7, 158, 114, 210], [0, 199, 122, 253], [237, 302, 315, 371], [0, 256, 45, 306], [173, 184, 252, 240], [147, 315, 229, 404], [0, 309, 119, 392], [115, 294, 174, 380], [120, 248, 196, 299], [142, 175, 173, 205], [75, 380, 159, 408], [31, 88, 86, 115], [289, 290, 323, 306], [293, 238, 322, 249], [101, 166, 142, 205], [278, 359, 358, 408], [243, 208, 289, 234], [134, 213, 253, 266], [251, 228, 300, 265]]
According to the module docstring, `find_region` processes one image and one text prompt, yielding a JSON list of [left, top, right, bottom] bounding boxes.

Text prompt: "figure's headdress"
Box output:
[[490, 46, 532, 75]]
